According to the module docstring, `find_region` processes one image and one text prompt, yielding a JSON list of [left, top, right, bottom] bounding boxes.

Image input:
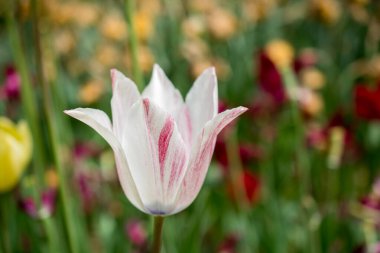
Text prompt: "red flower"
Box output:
[[217, 234, 239, 253], [354, 83, 380, 121], [227, 170, 261, 205], [214, 139, 262, 173], [242, 170, 261, 203], [257, 52, 287, 105]]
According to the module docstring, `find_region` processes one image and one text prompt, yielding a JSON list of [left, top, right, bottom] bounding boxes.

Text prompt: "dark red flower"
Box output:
[[214, 139, 262, 173], [242, 170, 261, 203], [227, 170, 261, 205], [1, 66, 21, 101], [75, 171, 99, 213], [257, 52, 287, 105], [354, 83, 380, 121], [293, 49, 318, 73], [217, 234, 239, 253], [73, 141, 102, 159]]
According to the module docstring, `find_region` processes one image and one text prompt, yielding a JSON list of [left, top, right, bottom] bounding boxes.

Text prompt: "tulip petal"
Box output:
[[110, 69, 140, 139], [172, 106, 247, 214], [185, 67, 218, 144], [142, 64, 184, 115], [64, 108, 145, 212], [123, 99, 189, 215]]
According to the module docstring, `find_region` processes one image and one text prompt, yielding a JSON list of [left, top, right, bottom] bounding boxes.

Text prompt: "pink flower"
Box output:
[[1, 66, 21, 101], [19, 189, 57, 219], [65, 64, 247, 215], [125, 220, 147, 247]]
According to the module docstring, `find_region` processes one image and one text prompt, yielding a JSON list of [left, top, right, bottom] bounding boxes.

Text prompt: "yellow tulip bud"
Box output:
[[0, 117, 32, 192], [265, 40, 294, 69]]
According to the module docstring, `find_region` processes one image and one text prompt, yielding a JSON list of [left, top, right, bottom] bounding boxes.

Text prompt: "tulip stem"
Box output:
[[225, 129, 249, 210], [31, 1, 80, 253], [125, 0, 144, 90], [152, 216, 165, 253], [6, 0, 46, 189], [0, 194, 12, 253]]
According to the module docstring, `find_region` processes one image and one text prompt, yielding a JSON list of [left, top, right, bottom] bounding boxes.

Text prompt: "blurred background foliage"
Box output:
[[0, 0, 380, 252]]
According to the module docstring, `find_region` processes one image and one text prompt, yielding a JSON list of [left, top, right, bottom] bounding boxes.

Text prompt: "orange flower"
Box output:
[[300, 67, 325, 90], [265, 39, 294, 69], [100, 13, 128, 41], [79, 80, 104, 105], [207, 8, 238, 40]]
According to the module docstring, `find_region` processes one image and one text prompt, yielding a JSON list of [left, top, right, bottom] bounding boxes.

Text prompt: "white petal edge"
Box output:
[[185, 67, 218, 145], [64, 108, 145, 212], [170, 106, 248, 215], [142, 64, 184, 115], [110, 69, 141, 140]]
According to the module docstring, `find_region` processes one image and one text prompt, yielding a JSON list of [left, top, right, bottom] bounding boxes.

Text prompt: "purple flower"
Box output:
[[19, 189, 57, 219]]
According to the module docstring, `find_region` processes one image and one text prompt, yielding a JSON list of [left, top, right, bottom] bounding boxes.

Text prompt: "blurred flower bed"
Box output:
[[0, 0, 380, 252]]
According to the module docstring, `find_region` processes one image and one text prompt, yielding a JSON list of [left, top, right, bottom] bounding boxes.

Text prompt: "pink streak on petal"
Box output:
[[158, 117, 174, 180], [177, 107, 247, 210], [110, 69, 116, 89], [143, 98, 150, 115], [168, 148, 186, 190]]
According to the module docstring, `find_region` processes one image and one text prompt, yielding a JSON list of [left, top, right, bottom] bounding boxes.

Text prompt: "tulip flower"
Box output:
[[65, 64, 247, 216], [0, 117, 32, 192]]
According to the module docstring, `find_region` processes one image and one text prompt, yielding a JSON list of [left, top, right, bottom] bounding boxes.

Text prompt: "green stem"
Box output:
[[279, 67, 301, 126], [279, 66, 315, 252], [225, 129, 249, 210], [152, 216, 165, 253], [6, 1, 45, 189], [42, 218, 62, 253], [0, 194, 11, 253], [31, 1, 79, 253], [125, 0, 144, 89]]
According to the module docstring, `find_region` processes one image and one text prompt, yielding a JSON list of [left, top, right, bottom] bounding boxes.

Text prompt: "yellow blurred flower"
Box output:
[[298, 88, 324, 117], [100, 12, 128, 42], [0, 118, 32, 192], [124, 45, 155, 73], [69, 2, 100, 27], [300, 67, 325, 90], [181, 38, 209, 63], [367, 55, 380, 79], [243, 0, 276, 22], [96, 44, 120, 68], [79, 80, 104, 105], [190, 57, 230, 80], [310, 0, 341, 24], [327, 126, 345, 169], [45, 168, 59, 189], [138, 0, 162, 17], [350, 0, 369, 6], [182, 15, 206, 39], [212, 57, 231, 80], [265, 39, 294, 69], [53, 30, 76, 55], [134, 11, 153, 42], [349, 4, 369, 24], [189, 0, 216, 12], [207, 8, 238, 40], [18, 0, 31, 21], [190, 59, 212, 78], [48, 3, 72, 25], [45, 2, 99, 27]]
